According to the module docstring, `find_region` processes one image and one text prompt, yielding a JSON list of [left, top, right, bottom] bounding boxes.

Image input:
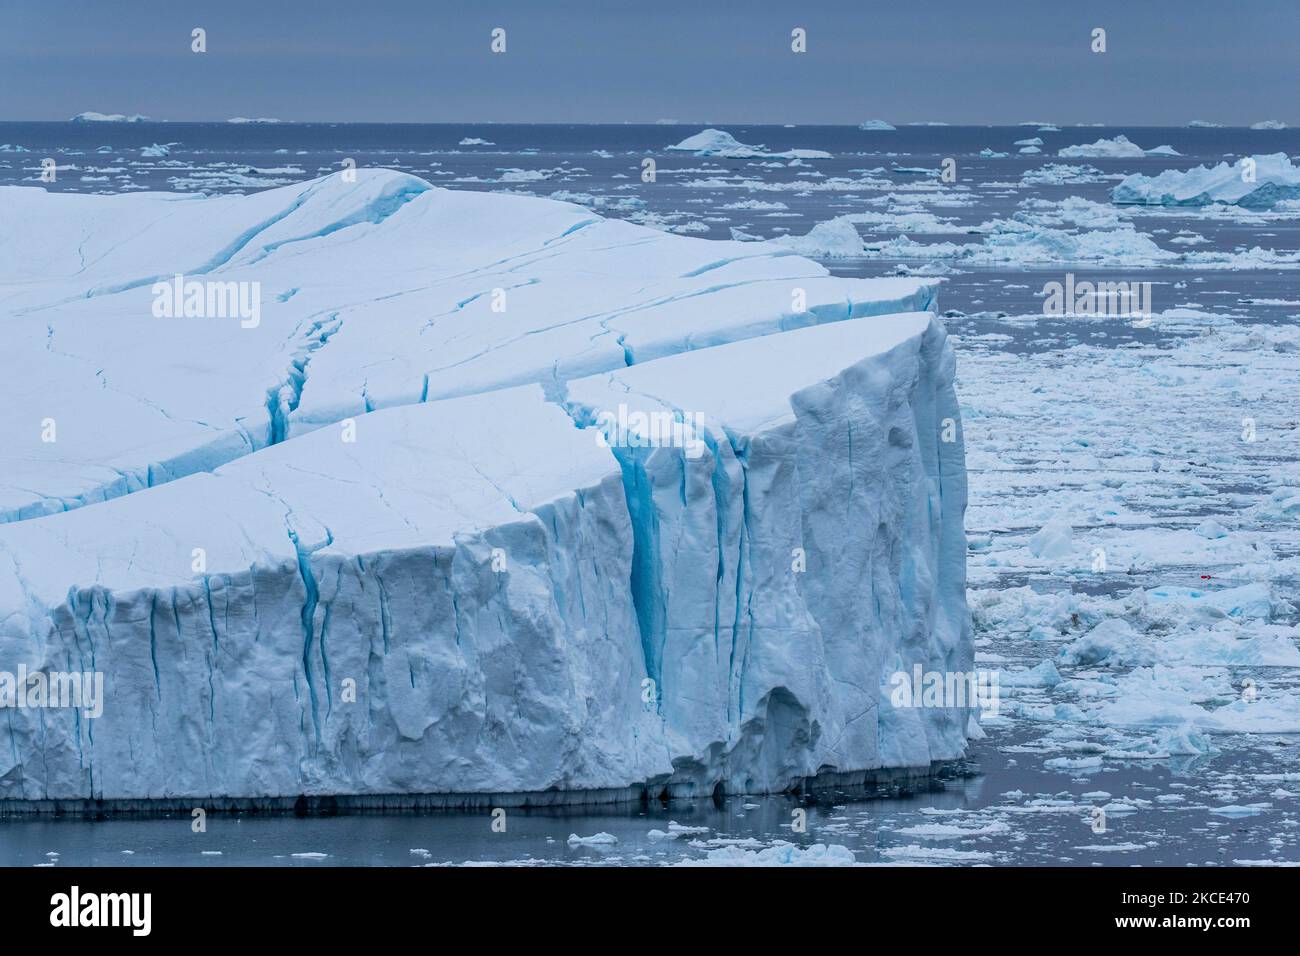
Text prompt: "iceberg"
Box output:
[[0, 316, 969, 805], [0, 172, 969, 807], [1250, 120, 1287, 130], [70, 112, 150, 123], [666, 129, 831, 160], [767, 216, 865, 257], [1112, 153, 1300, 208], [1057, 134, 1146, 158], [858, 120, 896, 132]]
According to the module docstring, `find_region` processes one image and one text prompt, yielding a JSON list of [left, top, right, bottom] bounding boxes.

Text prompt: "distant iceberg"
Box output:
[[1187, 120, 1223, 128], [667, 128, 769, 157], [70, 111, 149, 123], [458, 137, 494, 146], [858, 119, 896, 131], [1057, 134, 1146, 158], [666, 128, 830, 159], [1113, 153, 1300, 208], [227, 117, 283, 124], [1251, 120, 1287, 130]]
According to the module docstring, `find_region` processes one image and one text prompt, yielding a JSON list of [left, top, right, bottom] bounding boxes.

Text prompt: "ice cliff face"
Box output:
[[0, 171, 968, 805]]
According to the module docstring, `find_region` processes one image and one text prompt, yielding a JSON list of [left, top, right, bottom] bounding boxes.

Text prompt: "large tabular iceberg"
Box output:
[[1113, 153, 1300, 208], [0, 171, 969, 808]]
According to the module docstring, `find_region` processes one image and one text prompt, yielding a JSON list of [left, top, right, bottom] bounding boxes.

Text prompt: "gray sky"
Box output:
[[1, 0, 1295, 125]]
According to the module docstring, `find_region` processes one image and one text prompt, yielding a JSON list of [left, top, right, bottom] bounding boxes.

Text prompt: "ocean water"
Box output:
[[1, 122, 1298, 866]]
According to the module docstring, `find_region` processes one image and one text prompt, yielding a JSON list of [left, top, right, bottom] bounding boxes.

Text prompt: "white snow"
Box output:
[[0, 170, 936, 524]]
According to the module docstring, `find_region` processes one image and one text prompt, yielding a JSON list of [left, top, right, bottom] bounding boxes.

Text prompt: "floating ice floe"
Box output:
[[677, 842, 856, 866], [567, 833, 618, 846], [1021, 163, 1107, 185], [1112, 153, 1300, 208]]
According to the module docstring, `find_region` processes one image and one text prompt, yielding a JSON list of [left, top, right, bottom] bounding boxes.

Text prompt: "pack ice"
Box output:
[[0, 170, 969, 806]]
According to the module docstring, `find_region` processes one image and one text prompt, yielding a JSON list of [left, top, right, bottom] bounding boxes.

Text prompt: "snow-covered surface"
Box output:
[[0, 170, 937, 525], [0, 173, 967, 804], [1113, 153, 1300, 208]]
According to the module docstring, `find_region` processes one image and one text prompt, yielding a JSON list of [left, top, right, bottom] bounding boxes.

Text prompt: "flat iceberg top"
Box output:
[[0, 386, 613, 604], [0, 170, 936, 523], [566, 311, 933, 436]]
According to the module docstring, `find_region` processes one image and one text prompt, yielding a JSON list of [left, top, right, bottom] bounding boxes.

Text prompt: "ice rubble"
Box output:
[[0, 172, 969, 804], [1113, 153, 1300, 208], [0, 170, 936, 524]]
